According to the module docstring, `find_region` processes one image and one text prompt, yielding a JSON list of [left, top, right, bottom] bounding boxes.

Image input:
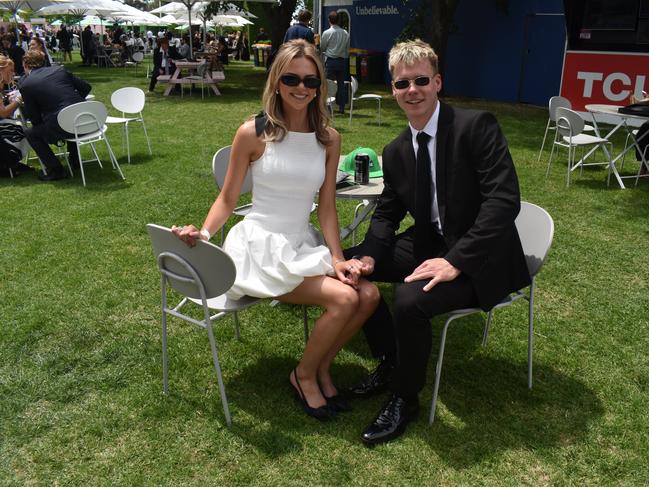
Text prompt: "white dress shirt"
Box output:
[[409, 102, 442, 233]]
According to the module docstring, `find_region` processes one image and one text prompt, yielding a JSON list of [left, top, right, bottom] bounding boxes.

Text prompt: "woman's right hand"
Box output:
[[172, 224, 201, 247]]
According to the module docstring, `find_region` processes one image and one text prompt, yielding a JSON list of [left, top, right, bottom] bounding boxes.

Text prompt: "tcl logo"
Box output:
[[577, 71, 646, 101], [561, 51, 649, 111]]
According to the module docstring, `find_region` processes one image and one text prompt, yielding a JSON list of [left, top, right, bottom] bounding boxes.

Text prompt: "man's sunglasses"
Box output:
[[280, 74, 321, 89], [392, 76, 435, 90]]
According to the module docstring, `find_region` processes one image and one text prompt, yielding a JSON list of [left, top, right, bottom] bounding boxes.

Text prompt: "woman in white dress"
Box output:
[[174, 39, 379, 421]]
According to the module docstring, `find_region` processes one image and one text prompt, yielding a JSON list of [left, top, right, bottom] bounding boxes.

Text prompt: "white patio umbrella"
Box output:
[[0, 0, 70, 38]]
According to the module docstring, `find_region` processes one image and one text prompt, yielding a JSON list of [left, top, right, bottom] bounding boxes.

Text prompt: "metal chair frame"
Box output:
[[148, 224, 310, 426], [428, 202, 555, 425]]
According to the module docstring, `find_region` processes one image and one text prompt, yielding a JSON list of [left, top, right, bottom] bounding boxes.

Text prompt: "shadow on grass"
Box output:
[[421, 354, 603, 468]]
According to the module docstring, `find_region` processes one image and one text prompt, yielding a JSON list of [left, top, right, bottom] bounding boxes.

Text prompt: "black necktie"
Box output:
[[415, 131, 433, 260]]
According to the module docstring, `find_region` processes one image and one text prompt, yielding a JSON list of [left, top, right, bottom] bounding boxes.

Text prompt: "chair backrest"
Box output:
[[555, 107, 584, 137], [212, 145, 253, 195], [350, 76, 359, 96], [111, 87, 145, 114], [132, 51, 144, 62], [57, 101, 107, 136], [147, 223, 236, 299], [515, 201, 554, 278], [549, 95, 571, 122], [326, 79, 337, 100]]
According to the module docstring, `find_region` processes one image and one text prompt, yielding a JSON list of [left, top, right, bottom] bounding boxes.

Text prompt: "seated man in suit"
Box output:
[[148, 37, 178, 93], [18, 49, 91, 181], [344, 39, 531, 445]]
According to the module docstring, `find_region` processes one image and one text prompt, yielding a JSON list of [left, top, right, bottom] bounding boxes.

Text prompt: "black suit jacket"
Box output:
[[359, 102, 531, 309], [152, 47, 180, 73], [19, 66, 91, 142]]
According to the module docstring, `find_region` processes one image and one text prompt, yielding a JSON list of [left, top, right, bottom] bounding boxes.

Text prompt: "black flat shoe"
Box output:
[[324, 393, 352, 413], [360, 394, 419, 446], [348, 358, 393, 398], [290, 368, 335, 421]]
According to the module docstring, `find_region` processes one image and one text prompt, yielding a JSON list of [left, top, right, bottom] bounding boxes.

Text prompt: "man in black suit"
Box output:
[[344, 39, 531, 445], [18, 49, 91, 181], [148, 37, 178, 93]]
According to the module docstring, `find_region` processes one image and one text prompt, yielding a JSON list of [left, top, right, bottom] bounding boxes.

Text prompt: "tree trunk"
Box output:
[[258, 0, 299, 51]]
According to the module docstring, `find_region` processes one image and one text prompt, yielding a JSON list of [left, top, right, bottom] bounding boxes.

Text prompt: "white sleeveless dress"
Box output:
[[223, 131, 334, 300]]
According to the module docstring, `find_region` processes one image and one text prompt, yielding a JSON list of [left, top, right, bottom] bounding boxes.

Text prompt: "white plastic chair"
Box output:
[[147, 223, 311, 426], [326, 79, 338, 119], [538, 96, 594, 163], [547, 107, 612, 187], [429, 201, 554, 425], [105, 87, 152, 164], [349, 76, 381, 125], [124, 50, 144, 76], [182, 60, 209, 100], [57, 100, 124, 187]]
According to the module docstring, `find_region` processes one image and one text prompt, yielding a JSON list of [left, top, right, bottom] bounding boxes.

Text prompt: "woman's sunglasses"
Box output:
[[280, 74, 321, 89], [392, 76, 435, 90]]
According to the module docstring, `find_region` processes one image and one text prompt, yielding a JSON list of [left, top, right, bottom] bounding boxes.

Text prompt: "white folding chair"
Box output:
[[538, 95, 594, 163], [57, 100, 124, 187], [547, 107, 612, 187], [105, 87, 152, 164], [429, 201, 554, 425], [348, 76, 381, 126]]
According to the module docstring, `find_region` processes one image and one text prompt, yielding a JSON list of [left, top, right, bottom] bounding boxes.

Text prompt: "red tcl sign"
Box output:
[[560, 51, 649, 111]]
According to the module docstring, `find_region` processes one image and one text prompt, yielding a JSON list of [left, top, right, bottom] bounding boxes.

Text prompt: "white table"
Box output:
[[336, 158, 384, 242], [163, 60, 225, 97], [583, 104, 649, 188]]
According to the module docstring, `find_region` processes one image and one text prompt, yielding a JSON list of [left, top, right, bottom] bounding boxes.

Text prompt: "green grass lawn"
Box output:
[[1, 56, 648, 485]]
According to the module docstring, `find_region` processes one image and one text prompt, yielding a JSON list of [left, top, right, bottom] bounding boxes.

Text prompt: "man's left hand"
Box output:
[[404, 258, 461, 292]]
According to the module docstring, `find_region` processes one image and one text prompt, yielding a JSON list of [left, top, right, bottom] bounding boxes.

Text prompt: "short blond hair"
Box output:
[[388, 39, 439, 77]]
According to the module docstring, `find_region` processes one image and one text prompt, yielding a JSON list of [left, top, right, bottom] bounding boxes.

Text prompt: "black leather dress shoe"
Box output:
[[347, 359, 393, 398], [38, 169, 67, 181], [360, 394, 419, 446]]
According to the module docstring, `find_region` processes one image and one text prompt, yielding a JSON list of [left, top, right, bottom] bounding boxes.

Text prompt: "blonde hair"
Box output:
[[0, 54, 14, 84], [388, 39, 439, 77], [261, 39, 331, 146]]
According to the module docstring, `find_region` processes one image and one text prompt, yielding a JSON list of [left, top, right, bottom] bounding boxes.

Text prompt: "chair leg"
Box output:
[[104, 135, 126, 180], [206, 322, 232, 426], [124, 121, 131, 163], [303, 305, 309, 343], [233, 311, 241, 340], [429, 314, 456, 425], [546, 139, 557, 178], [141, 117, 153, 155], [77, 144, 87, 187], [161, 277, 169, 394], [566, 144, 573, 187], [537, 119, 551, 163], [527, 279, 535, 390], [481, 309, 494, 346]]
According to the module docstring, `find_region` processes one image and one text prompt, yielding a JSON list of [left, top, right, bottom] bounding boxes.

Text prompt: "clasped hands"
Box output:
[[349, 255, 460, 291]]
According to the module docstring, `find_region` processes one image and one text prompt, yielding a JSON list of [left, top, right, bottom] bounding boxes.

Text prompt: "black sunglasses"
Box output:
[[280, 74, 321, 89], [392, 76, 434, 90]]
